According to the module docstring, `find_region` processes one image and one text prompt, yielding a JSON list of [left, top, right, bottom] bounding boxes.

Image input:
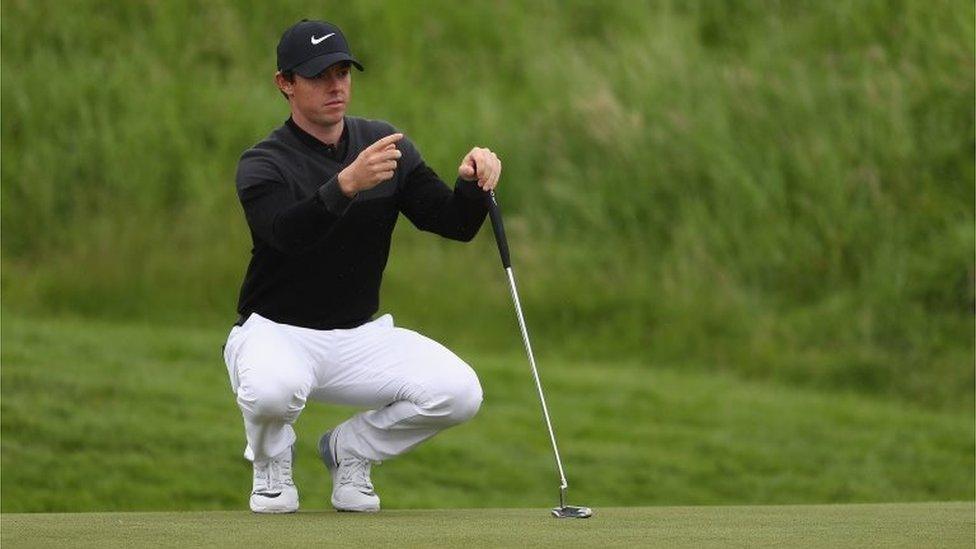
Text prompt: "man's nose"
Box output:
[[322, 75, 342, 90]]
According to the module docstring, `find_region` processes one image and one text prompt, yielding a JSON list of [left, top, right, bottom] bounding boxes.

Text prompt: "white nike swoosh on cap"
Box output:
[[311, 33, 335, 45]]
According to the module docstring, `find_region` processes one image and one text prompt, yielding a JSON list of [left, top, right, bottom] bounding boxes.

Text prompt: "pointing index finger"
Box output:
[[369, 133, 404, 151]]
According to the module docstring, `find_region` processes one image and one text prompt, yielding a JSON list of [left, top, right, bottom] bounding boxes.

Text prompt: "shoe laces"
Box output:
[[271, 449, 295, 487], [336, 457, 374, 493], [254, 448, 294, 494]]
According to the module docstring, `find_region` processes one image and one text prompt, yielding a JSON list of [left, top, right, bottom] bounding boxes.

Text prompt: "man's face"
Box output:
[[282, 62, 351, 126]]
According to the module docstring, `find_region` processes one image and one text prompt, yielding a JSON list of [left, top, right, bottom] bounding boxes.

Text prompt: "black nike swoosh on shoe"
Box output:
[[253, 491, 282, 498]]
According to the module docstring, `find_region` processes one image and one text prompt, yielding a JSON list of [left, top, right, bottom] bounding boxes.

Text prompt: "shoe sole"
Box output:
[[250, 494, 299, 514], [250, 505, 298, 514]]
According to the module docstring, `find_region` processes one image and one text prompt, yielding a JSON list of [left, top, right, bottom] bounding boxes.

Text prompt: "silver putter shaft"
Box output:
[[486, 190, 592, 519]]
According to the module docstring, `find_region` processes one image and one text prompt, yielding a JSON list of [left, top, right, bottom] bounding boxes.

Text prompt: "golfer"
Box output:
[[222, 19, 501, 513]]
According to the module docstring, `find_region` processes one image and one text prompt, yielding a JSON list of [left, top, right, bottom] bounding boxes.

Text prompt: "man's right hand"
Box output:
[[337, 133, 404, 197]]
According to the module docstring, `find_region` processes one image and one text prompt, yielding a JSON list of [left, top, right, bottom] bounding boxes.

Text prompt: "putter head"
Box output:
[[551, 505, 593, 518]]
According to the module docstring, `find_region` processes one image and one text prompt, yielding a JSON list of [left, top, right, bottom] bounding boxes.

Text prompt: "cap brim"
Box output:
[[293, 53, 364, 77]]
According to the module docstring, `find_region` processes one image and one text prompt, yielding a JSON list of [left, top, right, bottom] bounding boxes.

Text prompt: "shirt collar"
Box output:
[[285, 116, 348, 162]]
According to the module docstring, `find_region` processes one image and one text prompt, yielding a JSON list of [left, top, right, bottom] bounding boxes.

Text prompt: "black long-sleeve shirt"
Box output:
[[234, 116, 489, 329]]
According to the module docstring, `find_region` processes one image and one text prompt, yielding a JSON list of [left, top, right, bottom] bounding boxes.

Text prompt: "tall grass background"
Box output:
[[2, 0, 973, 409]]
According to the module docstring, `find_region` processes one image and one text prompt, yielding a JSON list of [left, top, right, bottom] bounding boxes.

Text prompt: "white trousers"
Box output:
[[222, 312, 482, 463]]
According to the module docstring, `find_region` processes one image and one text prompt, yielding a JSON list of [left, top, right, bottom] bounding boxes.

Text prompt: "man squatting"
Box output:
[[222, 19, 502, 513]]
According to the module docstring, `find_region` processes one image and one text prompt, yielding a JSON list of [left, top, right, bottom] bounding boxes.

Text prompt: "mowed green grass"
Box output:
[[1, 313, 972, 512], [2, 503, 973, 548]]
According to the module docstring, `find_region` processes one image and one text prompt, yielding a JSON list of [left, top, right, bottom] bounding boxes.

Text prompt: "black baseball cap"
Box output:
[[277, 19, 363, 77]]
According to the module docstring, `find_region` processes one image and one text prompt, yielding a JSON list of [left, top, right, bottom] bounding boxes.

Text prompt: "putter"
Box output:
[[485, 189, 593, 519]]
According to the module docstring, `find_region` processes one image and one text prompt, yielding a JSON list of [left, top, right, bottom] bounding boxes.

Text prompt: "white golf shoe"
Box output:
[[319, 429, 381, 512], [249, 446, 299, 513]]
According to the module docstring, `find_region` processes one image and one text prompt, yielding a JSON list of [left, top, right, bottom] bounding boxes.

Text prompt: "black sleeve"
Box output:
[[236, 152, 353, 254], [397, 161, 489, 242]]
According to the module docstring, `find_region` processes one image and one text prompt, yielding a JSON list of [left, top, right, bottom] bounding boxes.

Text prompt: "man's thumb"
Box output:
[[459, 163, 476, 178]]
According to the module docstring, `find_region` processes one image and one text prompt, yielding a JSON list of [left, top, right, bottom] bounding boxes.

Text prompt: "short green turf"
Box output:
[[2, 503, 973, 548], [1, 314, 972, 512]]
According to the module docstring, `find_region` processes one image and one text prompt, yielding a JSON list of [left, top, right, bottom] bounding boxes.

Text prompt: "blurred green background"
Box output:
[[2, 0, 973, 512]]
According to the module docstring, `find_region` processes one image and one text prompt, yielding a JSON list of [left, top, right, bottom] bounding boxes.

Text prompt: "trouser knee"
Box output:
[[425, 375, 483, 426], [237, 380, 306, 422]]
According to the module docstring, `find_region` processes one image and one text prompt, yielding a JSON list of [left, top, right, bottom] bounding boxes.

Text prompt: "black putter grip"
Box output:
[[486, 190, 512, 269]]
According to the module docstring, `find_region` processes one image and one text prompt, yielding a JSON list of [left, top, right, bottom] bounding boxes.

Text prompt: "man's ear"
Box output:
[[275, 71, 293, 98]]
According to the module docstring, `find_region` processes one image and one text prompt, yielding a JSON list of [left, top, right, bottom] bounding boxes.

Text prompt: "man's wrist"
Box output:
[[456, 176, 489, 201], [318, 175, 355, 215], [337, 170, 358, 198]]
